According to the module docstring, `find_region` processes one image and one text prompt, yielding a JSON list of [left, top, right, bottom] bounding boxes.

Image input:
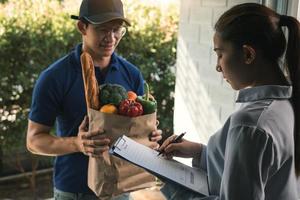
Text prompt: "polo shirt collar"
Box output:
[[236, 85, 292, 103], [109, 52, 120, 71], [74, 43, 120, 71]]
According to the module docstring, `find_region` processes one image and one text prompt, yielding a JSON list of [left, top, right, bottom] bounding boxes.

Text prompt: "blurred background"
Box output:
[[1, 0, 299, 199]]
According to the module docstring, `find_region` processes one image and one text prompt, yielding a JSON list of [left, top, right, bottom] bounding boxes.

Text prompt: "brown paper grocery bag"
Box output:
[[87, 108, 157, 199]]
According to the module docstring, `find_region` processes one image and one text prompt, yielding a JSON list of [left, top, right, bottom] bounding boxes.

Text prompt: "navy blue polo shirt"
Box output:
[[29, 44, 144, 193]]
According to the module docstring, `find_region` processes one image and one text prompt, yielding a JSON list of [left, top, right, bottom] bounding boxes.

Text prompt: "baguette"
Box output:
[[80, 52, 100, 111]]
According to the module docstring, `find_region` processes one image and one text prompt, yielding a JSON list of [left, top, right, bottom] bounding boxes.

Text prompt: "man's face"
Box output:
[[81, 20, 126, 58]]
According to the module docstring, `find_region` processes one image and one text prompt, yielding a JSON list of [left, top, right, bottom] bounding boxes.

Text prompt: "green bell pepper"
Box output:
[[136, 82, 157, 114], [137, 96, 156, 114]]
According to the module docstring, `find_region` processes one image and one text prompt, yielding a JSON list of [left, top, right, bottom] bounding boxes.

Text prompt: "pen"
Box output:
[[157, 132, 186, 156]]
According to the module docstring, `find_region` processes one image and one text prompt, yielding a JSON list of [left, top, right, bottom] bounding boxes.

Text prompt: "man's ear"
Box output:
[[242, 45, 256, 64], [77, 21, 87, 35]]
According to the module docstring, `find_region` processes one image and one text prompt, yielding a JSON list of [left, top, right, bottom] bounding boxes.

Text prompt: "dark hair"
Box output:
[[215, 3, 300, 176]]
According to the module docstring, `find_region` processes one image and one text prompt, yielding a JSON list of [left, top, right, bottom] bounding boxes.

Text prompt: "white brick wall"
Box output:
[[228, 0, 259, 6], [179, 23, 200, 42], [174, 0, 260, 143], [190, 7, 213, 24], [202, 0, 226, 7]]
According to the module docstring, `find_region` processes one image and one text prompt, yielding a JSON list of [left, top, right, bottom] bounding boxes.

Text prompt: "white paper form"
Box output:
[[110, 135, 209, 196]]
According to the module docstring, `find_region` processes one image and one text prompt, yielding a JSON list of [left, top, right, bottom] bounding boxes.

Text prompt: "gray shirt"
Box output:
[[193, 85, 299, 200]]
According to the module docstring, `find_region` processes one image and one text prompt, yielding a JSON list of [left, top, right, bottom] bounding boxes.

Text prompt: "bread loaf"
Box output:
[[80, 52, 100, 111]]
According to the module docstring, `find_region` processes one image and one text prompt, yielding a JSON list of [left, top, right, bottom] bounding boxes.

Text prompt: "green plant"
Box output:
[[120, 0, 178, 138], [0, 0, 80, 155], [0, 0, 80, 197]]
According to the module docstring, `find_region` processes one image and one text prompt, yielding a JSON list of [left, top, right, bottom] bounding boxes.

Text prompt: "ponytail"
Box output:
[[280, 15, 300, 176]]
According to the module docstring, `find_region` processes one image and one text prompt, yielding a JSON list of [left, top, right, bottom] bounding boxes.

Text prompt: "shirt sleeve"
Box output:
[[29, 70, 63, 126], [189, 126, 274, 200], [219, 125, 274, 200], [192, 145, 207, 172]]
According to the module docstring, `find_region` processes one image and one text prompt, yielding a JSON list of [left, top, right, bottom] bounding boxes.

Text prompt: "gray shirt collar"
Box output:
[[236, 85, 292, 103]]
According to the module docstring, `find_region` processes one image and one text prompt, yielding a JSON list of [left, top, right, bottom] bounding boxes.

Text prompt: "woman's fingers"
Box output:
[[158, 135, 174, 151], [164, 142, 182, 153], [159, 135, 177, 152]]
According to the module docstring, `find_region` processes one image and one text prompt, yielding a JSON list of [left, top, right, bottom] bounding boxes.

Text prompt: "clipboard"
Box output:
[[109, 135, 209, 196]]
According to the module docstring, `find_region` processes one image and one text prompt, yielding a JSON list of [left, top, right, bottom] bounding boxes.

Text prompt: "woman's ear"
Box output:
[[77, 21, 87, 35], [242, 45, 256, 64]]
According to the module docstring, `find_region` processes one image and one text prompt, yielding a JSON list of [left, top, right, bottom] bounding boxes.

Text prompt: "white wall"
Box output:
[[288, 0, 300, 19], [174, 0, 259, 145]]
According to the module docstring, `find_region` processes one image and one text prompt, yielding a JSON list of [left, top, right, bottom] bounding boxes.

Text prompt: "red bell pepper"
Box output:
[[119, 99, 143, 117]]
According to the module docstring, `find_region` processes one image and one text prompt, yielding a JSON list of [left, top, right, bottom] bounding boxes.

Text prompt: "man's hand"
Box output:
[[76, 116, 110, 157], [147, 129, 162, 150], [149, 129, 162, 142], [158, 134, 202, 159]]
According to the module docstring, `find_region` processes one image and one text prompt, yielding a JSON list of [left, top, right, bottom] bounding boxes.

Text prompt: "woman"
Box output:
[[160, 3, 300, 200]]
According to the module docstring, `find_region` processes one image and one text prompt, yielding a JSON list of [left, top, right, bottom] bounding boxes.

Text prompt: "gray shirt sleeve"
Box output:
[[191, 125, 274, 200], [192, 145, 207, 172], [219, 125, 274, 200]]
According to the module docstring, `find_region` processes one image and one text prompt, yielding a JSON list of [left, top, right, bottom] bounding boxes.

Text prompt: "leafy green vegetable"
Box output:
[[99, 84, 127, 106]]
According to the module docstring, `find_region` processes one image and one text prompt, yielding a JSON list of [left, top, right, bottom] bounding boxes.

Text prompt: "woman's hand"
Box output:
[[76, 116, 110, 157], [158, 134, 202, 159]]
